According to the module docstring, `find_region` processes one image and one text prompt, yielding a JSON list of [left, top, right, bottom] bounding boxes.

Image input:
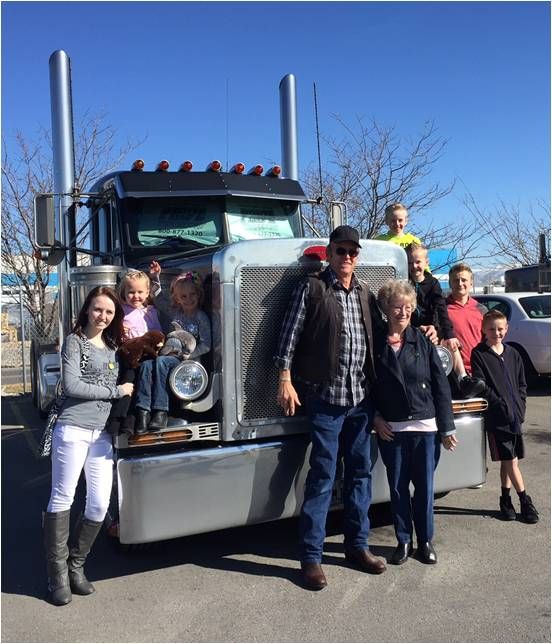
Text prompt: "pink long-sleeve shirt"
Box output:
[[122, 304, 163, 339]]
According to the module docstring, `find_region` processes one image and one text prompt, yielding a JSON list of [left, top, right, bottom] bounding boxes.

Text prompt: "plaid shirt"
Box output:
[[274, 267, 368, 407]]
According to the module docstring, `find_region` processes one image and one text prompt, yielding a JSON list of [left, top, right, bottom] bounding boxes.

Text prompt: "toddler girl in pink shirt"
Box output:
[[106, 265, 162, 434]]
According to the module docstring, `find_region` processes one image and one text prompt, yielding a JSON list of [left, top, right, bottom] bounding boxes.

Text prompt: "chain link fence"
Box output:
[[1, 288, 59, 394]]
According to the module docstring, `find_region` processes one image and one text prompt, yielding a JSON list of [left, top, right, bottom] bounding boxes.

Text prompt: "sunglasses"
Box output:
[[335, 247, 360, 258]]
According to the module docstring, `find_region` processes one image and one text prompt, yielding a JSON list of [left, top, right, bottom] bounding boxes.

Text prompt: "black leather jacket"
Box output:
[[371, 325, 455, 434]]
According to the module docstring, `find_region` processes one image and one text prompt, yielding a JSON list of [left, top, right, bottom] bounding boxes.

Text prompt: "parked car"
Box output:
[[473, 292, 550, 383]]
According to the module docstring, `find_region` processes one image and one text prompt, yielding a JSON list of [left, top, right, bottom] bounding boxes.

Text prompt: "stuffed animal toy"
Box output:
[[118, 330, 165, 369], [159, 321, 197, 360]]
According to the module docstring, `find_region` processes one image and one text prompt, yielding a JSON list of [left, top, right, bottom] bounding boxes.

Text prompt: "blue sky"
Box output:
[[2, 1, 550, 262]]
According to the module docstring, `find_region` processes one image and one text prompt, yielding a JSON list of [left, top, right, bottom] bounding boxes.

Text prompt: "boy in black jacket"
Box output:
[[407, 243, 485, 398], [471, 309, 539, 523]]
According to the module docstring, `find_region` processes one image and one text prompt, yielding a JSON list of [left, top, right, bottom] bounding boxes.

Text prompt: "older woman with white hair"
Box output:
[[373, 279, 458, 566]]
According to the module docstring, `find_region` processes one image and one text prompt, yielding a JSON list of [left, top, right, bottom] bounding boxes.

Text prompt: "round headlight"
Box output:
[[436, 345, 453, 376], [169, 361, 208, 401]]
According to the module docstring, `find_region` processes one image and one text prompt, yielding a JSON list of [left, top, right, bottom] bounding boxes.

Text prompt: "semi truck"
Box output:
[[504, 234, 551, 293], [33, 50, 487, 545]]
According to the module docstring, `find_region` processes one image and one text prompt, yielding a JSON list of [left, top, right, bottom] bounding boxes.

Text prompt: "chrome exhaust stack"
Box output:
[[279, 74, 299, 181], [49, 49, 76, 339]]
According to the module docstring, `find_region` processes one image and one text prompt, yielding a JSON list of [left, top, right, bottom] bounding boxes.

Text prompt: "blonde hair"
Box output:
[[384, 202, 408, 223], [170, 272, 204, 307], [377, 279, 417, 313], [406, 242, 428, 256], [118, 270, 152, 303]]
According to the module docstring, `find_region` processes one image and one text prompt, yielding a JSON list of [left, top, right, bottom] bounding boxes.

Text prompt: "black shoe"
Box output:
[[149, 410, 168, 432], [390, 542, 414, 565], [499, 495, 516, 521], [418, 541, 437, 564], [459, 376, 486, 398], [520, 495, 539, 524], [134, 409, 151, 435]]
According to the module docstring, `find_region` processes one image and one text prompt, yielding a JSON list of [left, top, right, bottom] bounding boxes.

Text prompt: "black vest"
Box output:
[[292, 270, 378, 387]]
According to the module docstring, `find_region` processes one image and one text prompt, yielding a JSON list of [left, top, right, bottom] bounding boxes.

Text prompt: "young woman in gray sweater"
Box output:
[[44, 286, 132, 606]]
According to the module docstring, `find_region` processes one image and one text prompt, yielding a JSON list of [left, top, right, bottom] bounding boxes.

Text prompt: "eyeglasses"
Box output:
[[392, 304, 413, 314], [335, 247, 360, 258]]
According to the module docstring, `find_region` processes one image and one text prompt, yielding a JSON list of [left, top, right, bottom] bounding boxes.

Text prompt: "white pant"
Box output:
[[47, 423, 114, 522]]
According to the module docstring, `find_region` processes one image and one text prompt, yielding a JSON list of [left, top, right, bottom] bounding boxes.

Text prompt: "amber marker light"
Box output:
[[231, 163, 245, 174], [179, 161, 193, 172], [131, 159, 145, 171], [266, 165, 281, 177], [156, 160, 170, 171], [248, 164, 263, 176], [207, 160, 222, 172]]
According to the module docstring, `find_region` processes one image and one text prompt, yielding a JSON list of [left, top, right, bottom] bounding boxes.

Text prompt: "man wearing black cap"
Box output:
[[274, 224, 386, 590]]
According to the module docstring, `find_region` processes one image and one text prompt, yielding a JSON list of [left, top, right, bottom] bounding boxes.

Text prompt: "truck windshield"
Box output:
[[122, 197, 224, 250], [226, 198, 301, 241]]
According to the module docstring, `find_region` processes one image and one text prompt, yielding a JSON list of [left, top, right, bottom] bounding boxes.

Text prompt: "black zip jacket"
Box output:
[[371, 325, 455, 434], [470, 342, 527, 434], [410, 274, 455, 340]]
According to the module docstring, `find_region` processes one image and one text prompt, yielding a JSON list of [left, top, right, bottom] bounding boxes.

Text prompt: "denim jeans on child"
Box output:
[[299, 395, 374, 564], [135, 355, 181, 412], [377, 431, 436, 545]]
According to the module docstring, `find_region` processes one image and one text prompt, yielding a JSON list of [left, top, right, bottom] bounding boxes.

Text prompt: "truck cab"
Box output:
[[88, 164, 305, 268]]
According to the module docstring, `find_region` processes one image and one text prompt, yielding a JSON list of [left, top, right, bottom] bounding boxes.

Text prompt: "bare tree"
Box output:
[[463, 192, 550, 266], [1, 111, 142, 338], [301, 116, 456, 239]]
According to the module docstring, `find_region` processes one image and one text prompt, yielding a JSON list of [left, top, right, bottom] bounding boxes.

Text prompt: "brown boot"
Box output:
[[344, 548, 386, 574], [300, 562, 327, 590]]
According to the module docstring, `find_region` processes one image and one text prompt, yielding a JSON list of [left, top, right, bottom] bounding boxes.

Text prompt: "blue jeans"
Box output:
[[377, 432, 436, 544], [299, 396, 374, 563], [134, 356, 181, 412]]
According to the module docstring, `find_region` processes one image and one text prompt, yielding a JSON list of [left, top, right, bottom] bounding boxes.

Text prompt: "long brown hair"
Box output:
[[72, 286, 125, 349]]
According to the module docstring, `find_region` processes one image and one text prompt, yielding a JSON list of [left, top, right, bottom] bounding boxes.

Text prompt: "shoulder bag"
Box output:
[[37, 335, 91, 458]]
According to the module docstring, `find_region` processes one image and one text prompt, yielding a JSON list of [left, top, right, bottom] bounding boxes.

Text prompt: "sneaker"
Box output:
[[459, 376, 486, 398], [499, 495, 516, 521], [520, 495, 539, 524]]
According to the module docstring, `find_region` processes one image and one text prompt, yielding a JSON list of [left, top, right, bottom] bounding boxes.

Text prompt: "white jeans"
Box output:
[[47, 423, 114, 522]]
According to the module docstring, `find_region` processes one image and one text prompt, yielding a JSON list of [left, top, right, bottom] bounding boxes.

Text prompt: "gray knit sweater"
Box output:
[[56, 333, 123, 431]]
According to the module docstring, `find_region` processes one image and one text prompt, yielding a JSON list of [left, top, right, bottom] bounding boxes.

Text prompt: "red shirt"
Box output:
[[446, 296, 485, 373]]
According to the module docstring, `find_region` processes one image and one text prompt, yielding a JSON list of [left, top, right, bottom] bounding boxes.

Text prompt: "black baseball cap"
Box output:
[[329, 225, 362, 248]]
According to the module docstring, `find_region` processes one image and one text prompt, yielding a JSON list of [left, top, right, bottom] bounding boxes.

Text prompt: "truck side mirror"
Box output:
[[329, 201, 346, 230], [34, 194, 56, 248]]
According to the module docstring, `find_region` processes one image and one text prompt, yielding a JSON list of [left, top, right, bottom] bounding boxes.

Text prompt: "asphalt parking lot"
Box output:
[[1, 386, 550, 643]]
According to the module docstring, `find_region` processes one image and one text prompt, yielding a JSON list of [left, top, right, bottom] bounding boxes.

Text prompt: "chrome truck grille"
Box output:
[[237, 265, 396, 423]]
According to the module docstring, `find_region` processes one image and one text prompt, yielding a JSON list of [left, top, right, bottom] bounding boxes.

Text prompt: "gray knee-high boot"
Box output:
[[43, 510, 72, 606], [68, 515, 103, 595]]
